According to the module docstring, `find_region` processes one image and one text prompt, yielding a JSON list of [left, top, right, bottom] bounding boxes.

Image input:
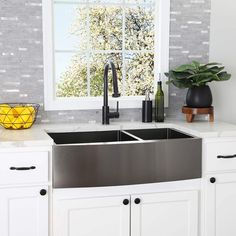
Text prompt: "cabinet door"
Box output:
[[205, 173, 236, 236], [131, 191, 198, 236], [53, 195, 130, 236], [0, 186, 48, 236]]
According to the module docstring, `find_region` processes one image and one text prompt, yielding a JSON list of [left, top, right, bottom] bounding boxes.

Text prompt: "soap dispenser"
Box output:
[[142, 90, 152, 123]]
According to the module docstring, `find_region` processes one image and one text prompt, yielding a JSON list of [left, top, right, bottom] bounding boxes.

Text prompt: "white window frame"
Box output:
[[42, 0, 170, 111]]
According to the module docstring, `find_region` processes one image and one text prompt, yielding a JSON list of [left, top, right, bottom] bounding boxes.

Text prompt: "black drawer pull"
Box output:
[[217, 155, 236, 159], [10, 166, 36, 171]]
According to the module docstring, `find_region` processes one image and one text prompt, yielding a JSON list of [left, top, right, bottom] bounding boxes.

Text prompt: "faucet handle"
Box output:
[[108, 101, 119, 119], [116, 101, 119, 113]]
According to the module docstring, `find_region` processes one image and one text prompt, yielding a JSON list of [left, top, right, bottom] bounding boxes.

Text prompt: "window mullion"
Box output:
[[86, 4, 91, 97], [154, 0, 159, 95], [122, 0, 126, 96]]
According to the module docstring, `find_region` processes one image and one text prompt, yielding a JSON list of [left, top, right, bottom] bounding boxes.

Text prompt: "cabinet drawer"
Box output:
[[0, 151, 48, 185], [205, 141, 236, 173]]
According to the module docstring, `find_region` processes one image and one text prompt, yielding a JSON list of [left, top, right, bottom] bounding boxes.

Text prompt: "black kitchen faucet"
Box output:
[[102, 60, 120, 125]]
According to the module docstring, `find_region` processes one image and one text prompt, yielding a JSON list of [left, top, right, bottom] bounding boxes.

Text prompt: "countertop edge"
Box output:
[[1, 120, 236, 148]]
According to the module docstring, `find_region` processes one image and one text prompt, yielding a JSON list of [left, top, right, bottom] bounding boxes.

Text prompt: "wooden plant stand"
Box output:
[[182, 106, 214, 123]]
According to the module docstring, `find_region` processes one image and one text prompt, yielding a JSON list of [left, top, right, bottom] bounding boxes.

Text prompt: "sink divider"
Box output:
[[121, 130, 144, 141]]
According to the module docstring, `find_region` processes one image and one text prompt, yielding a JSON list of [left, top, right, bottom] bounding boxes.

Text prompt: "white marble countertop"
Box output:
[[1, 119, 236, 148]]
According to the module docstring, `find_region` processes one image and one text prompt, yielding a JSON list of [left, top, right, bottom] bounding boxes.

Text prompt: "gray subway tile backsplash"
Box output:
[[0, 0, 210, 123]]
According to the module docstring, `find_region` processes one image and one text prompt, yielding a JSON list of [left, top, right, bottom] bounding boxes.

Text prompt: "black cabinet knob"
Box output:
[[123, 199, 129, 205], [40, 189, 47, 196], [134, 198, 141, 204], [210, 177, 216, 183]]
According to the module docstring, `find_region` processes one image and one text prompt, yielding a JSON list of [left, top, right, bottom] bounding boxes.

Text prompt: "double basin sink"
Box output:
[[48, 128, 202, 188]]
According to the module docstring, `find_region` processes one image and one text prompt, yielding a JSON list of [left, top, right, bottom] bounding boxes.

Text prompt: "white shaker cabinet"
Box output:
[[53, 190, 199, 236], [0, 148, 51, 236], [0, 186, 48, 236], [204, 139, 236, 236], [53, 195, 130, 236], [131, 191, 199, 236], [205, 173, 236, 236]]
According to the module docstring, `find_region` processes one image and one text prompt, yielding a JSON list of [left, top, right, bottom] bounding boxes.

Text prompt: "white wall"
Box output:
[[210, 0, 236, 123]]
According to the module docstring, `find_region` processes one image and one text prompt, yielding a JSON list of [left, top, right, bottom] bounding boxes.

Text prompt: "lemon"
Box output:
[[12, 117, 24, 129], [20, 111, 30, 123], [0, 104, 12, 128], [27, 106, 35, 114], [23, 112, 34, 128], [11, 108, 24, 129], [0, 104, 11, 115], [21, 115, 30, 123], [0, 116, 12, 129], [7, 109, 19, 123], [23, 123, 33, 129], [14, 107, 25, 115], [0, 115, 11, 123]]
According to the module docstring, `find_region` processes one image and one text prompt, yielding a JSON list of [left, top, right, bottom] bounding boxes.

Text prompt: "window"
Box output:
[[43, 0, 170, 110]]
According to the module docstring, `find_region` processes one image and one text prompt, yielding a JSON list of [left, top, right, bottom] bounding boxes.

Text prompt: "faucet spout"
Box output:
[[110, 62, 120, 98], [102, 60, 121, 125]]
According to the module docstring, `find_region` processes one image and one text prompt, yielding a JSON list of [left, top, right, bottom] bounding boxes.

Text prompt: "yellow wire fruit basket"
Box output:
[[0, 103, 40, 130]]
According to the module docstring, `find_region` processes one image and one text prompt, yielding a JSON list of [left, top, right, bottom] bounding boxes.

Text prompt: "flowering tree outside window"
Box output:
[[53, 0, 155, 98]]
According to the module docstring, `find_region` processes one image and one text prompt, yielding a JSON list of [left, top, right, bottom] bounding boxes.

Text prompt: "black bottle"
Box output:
[[155, 81, 164, 122], [142, 90, 152, 123]]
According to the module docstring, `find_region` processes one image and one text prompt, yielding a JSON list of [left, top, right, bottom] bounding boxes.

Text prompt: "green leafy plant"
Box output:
[[165, 61, 231, 89]]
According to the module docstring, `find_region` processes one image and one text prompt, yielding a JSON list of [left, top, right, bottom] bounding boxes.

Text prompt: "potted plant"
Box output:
[[165, 61, 231, 108]]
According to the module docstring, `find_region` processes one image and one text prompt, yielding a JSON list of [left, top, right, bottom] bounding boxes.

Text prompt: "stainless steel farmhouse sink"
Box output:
[[48, 128, 202, 188]]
